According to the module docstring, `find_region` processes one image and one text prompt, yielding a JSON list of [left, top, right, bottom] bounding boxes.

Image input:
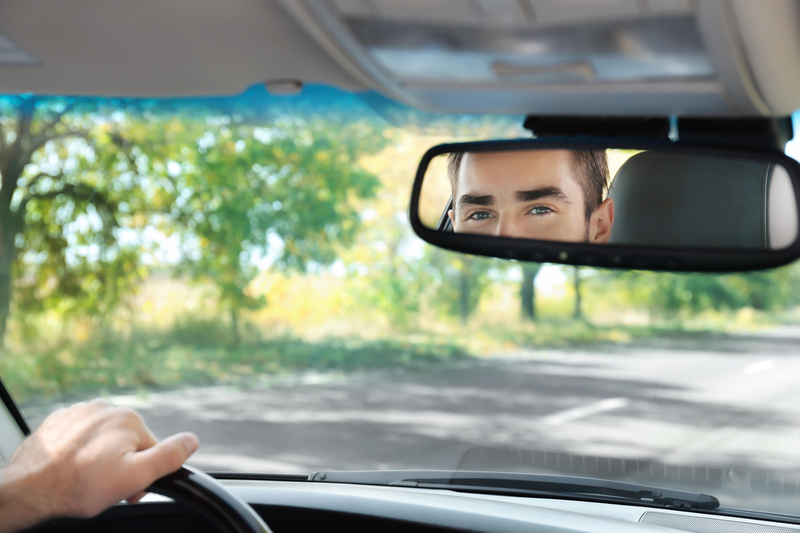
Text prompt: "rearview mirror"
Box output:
[[410, 141, 800, 272]]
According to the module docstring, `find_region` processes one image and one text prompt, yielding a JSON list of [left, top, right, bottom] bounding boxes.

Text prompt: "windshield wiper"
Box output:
[[309, 470, 720, 510]]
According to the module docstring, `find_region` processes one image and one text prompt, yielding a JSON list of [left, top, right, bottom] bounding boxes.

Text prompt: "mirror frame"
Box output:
[[409, 139, 800, 272]]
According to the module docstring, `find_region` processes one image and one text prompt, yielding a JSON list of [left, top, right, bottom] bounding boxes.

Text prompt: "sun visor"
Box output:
[[279, 0, 800, 117]]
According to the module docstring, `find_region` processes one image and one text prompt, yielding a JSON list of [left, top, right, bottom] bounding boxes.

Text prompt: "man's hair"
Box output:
[[447, 150, 610, 221]]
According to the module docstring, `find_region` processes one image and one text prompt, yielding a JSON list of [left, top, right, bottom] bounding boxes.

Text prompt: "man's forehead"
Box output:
[[458, 149, 577, 195]]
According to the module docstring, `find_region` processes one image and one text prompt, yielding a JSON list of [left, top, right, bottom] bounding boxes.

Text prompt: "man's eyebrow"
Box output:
[[516, 186, 571, 203], [458, 194, 495, 207]]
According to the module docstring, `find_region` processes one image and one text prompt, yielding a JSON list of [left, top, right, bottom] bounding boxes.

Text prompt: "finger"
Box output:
[[42, 406, 68, 423], [124, 414, 158, 451], [88, 397, 113, 409], [103, 407, 158, 450], [125, 491, 148, 505], [138, 426, 158, 451], [75, 398, 110, 417], [127, 433, 199, 486]]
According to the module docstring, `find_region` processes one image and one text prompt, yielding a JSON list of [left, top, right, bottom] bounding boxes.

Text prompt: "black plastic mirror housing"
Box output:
[[409, 139, 800, 272]]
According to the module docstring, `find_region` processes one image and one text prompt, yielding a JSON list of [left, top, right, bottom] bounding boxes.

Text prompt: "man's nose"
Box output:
[[494, 217, 525, 239]]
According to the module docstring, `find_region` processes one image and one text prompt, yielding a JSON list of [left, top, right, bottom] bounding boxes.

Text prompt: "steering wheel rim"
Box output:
[[147, 465, 272, 533]]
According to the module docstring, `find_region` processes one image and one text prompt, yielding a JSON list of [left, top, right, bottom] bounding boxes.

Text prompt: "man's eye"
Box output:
[[528, 206, 554, 216], [467, 211, 494, 220]]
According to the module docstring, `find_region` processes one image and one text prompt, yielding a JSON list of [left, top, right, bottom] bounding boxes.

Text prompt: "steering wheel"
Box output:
[[147, 465, 272, 533]]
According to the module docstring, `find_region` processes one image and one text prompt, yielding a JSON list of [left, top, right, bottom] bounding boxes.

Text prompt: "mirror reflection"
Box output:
[[418, 149, 799, 250]]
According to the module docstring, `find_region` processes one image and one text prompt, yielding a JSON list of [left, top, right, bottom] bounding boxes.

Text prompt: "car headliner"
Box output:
[[1, 0, 800, 117]]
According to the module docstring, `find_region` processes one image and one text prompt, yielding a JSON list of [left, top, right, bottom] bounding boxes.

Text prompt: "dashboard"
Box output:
[[25, 479, 800, 533]]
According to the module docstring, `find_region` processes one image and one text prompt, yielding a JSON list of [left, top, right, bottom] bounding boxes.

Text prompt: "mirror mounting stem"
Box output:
[[523, 116, 793, 154]]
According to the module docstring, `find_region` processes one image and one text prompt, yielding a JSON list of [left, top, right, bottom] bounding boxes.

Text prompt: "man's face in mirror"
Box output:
[[447, 150, 614, 243]]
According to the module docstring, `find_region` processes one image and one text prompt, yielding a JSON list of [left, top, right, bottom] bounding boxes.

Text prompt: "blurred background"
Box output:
[[0, 84, 798, 411]]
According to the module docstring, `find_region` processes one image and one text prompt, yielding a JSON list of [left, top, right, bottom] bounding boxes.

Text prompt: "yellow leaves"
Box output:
[[141, 300, 154, 314], [315, 151, 331, 163], [57, 349, 75, 366], [248, 271, 353, 335], [232, 364, 253, 375], [607, 330, 633, 343], [606, 149, 643, 192], [356, 132, 452, 218], [131, 213, 147, 228], [418, 153, 451, 228], [168, 121, 184, 134], [74, 321, 92, 342]]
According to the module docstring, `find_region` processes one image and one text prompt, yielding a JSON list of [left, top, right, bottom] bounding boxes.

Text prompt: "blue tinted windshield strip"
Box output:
[[0, 83, 526, 140]]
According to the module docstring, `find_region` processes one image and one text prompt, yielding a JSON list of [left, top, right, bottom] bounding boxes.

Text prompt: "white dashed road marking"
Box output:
[[541, 397, 630, 426], [742, 359, 776, 375]]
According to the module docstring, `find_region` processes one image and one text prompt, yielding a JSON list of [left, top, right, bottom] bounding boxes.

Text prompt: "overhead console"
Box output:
[[277, 0, 800, 116]]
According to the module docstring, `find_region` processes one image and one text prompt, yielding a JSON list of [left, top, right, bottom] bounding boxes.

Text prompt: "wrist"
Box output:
[[0, 463, 59, 533]]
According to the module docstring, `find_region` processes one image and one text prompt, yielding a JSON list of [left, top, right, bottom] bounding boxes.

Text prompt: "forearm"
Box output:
[[0, 466, 55, 533]]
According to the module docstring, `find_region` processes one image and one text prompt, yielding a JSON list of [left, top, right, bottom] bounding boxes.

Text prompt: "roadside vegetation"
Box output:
[[1, 89, 798, 406]]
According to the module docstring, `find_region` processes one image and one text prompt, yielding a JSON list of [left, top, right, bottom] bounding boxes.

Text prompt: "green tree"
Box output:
[[140, 115, 387, 342], [0, 96, 146, 346], [588, 264, 800, 318], [425, 249, 493, 323], [573, 266, 584, 320], [337, 132, 448, 330], [520, 263, 542, 321]]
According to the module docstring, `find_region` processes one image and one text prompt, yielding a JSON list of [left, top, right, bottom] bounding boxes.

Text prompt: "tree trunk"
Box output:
[[0, 98, 81, 348], [521, 263, 542, 321], [230, 307, 241, 346], [0, 172, 22, 349], [0, 232, 15, 348], [458, 260, 470, 324], [0, 101, 34, 348], [573, 266, 583, 320]]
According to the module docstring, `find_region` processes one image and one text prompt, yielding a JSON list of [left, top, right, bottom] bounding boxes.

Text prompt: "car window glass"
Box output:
[[2, 85, 800, 519]]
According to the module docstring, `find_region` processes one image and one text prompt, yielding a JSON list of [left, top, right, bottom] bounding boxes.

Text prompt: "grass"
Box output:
[[424, 305, 790, 356], [2, 298, 793, 407], [0, 321, 471, 406]]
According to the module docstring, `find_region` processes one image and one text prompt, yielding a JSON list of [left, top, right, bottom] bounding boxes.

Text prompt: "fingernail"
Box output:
[[182, 433, 199, 455]]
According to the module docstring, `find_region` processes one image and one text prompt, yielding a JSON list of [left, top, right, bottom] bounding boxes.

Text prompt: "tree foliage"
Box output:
[[1, 94, 391, 345], [587, 265, 800, 317], [0, 96, 150, 344], [3, 91, 800, 355], [424, 248, 494, 323], [107, 112, 388, 341]]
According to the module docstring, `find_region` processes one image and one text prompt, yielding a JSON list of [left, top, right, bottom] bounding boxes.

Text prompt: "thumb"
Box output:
[[129, 432, 199, 484]]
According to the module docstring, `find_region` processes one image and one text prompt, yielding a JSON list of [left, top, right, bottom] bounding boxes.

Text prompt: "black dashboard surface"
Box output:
[[26, 502, 456, 533]]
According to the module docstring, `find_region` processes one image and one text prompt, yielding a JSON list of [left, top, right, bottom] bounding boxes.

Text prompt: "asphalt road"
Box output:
[[23, 327, 800, 479]]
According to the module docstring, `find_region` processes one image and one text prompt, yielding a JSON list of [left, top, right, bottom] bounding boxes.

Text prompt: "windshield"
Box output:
[[2, 84, 800, 520]]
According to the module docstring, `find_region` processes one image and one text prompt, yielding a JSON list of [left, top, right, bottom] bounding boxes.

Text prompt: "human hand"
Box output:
[[0, 398, 198, 533]]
